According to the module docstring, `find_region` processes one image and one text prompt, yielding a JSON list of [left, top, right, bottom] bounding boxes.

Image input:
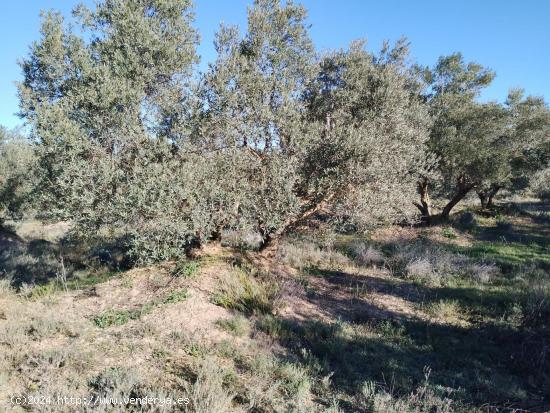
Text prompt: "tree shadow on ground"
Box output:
[[0, 227, 131, 288], [271, 299, 549, 412]]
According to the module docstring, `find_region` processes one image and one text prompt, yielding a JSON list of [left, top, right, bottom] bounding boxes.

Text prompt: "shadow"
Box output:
[[305, 267, 523, 335], [267, 309, 549, 412], [271, 207, 550, 410], [0, 228, 131, 288]]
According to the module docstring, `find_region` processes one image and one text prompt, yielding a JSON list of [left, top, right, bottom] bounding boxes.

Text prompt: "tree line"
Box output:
[[1, 0, 549, 263]]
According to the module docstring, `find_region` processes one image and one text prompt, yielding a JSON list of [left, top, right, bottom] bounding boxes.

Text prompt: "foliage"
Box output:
[[530, 167, 550, 201], [416, 54, 550, 216], [18, 0, 200, 263], [0, 127, 35, 224]]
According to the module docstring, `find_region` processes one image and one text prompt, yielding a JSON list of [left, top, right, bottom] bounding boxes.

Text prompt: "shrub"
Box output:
[[278, 240, 324, 271], [184, 358, 234, 413], [406, 258, 436, 284], [468, 263, 500, 283], [0, 277, 14, 297], [278, 239, 350, 272], [350, 242, 385, 267], [241, 353, 313, 412], [220, 230, 263, 250], [426, 300, 463, 325], [357, 371, 453, 413], [522, 281, 550, 329], [388, 241, 470, 285]]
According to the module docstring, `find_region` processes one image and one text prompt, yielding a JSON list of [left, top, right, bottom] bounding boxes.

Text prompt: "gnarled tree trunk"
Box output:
[[413, 178, 432, 221], [477, 191, 489, 209], [258, 193, 336, 256], [477, 185, 501, 209], [439, 176, 474, 219]]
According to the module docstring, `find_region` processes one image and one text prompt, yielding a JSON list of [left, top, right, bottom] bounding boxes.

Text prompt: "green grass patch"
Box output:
[[172, 260, 200, 278], [94, 308, 139, 328], [161, 288, 189, 304], [452, 241, 550, 269], [24, 271, 119, 300], [94, 288, 189, 328]]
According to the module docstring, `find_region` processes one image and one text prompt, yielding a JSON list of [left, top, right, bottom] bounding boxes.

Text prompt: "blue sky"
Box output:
[[1, 0, 549, 129]]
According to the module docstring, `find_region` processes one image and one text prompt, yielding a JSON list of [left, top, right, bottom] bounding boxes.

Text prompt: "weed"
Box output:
[[350, 241, 385, 266], [94, 308, 136, 328], [162, 288, 189, 304], [442, 227, 457, 239], [172, 260, 200, 278], [94, 288, 188, 328], [184, 358, 234, 413], [426, 299, 464, 325], [212, 268, 279, 315]]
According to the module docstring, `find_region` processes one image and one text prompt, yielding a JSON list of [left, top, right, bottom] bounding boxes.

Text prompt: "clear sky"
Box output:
[[1, 0, 549, 129]]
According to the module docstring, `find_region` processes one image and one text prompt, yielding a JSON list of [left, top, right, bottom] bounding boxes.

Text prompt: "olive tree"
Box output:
[[199, 0, 431, 251], [0, 127, 35, 226], [417, 53, 499, 219], [480, 89, 550, 207], [18, 0, 200, 262]]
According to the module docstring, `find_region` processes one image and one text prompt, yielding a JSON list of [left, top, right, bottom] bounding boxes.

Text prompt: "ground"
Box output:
[[0, 199, 549, 412]]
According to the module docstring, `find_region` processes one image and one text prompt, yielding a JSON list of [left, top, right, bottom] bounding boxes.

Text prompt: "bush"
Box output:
[[522, 281, 550, 329], [468, 263, 500, 284], [278, 239, 350, 271], [388, 242, 470, 285], [220, 230, 263, 250], [184, 358, 234, 413], [349, 241, 385, 267], [406, 258, 437, 284]]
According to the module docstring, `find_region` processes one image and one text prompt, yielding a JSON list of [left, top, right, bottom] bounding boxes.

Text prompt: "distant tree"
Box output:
[[0, 127, 35, 226], [489, 89, 550, 205], [417, 55, 550, 216], [18, 0, 200, 262], [417, 53, 498, 219]]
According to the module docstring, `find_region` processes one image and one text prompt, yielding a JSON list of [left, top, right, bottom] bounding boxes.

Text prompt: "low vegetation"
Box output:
[[1, 202, 549, 412]]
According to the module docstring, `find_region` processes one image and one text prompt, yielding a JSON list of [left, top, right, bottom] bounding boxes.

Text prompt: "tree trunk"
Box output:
[[477, 185, 500, 209], [487, 186, 500, 208], [413, 178, 432, 220], [477, 191, 489, 209], [439, 176, 473, 219], [258, 193, 336, 255]]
